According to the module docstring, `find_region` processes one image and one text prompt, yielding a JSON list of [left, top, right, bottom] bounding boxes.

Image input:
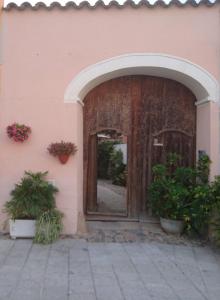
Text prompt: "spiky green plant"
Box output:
[[4, 171, 58, 220], [34, 210, 63, 244]]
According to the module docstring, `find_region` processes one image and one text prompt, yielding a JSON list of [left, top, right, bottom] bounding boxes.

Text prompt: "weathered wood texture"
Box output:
[[83, 76, 196, 218]]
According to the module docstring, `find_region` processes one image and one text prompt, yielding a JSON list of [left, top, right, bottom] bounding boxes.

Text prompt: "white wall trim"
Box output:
[[64, 53, 220, 104]]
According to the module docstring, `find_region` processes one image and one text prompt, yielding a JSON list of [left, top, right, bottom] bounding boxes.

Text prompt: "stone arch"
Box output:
[[64, 53, 220, 105]]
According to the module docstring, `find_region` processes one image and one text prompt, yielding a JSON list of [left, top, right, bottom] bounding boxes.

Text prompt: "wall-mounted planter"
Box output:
[[7, 123, 31, 142], [58, 154, 70, 164], [9, 219, 36, 239], [48, 141, 77, 164]]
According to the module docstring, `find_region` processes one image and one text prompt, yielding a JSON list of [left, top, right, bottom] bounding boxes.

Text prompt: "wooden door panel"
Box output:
[[83, 76, 196, 218], [86, 134, 98, 212], [83, 77, 133, 216]]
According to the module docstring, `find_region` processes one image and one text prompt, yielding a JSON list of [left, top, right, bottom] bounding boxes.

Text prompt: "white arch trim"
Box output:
[[64, 53, 220, 105]]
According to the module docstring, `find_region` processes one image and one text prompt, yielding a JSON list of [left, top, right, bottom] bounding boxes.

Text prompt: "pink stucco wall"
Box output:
[[0, 5, 220, 233]]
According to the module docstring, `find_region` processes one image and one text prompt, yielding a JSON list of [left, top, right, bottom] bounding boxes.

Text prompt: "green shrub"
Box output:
[[174, 167, 196, 187], [112, 168, 127, 186], [185, 154, 213, 234], [97, 141, 116, 179], [97, 140, 127, 186], [109, 148, 126, 186], [4, 171, 63, 244], [211, 176, 220, 204], [212, 213, 220, 246], [186, 184, 213, 234], [196, 154, 211, 184], [210, 176, 220, 244], [5, 171, 58, 220], [149, 163, 191, 220], [149, 153, 217, 236], [34, 210, 63, 244]]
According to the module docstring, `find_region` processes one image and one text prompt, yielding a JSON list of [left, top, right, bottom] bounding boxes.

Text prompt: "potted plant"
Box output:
[[7, 123, 31, 142], [150, 168, 188, 234], [4, 171, 61, 242], [48, 141, 77, 164], [149, 154, 195, 234], [149, 153, 218, 236]]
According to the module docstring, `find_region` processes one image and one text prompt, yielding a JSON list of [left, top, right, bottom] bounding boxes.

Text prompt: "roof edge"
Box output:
[[3, 0, 220, 11]]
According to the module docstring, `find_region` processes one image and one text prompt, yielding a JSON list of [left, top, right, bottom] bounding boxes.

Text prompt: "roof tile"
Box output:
[[4, 0, 219, 11]]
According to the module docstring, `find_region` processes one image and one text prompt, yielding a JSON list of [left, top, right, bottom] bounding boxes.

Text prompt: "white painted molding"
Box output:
[[195, 98, 211, 106], [76, 98, 84, 106], [64, 53, 220, 104]]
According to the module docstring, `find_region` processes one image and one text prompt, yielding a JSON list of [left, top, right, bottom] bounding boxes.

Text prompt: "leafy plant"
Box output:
[[174, 167, 196, 187], [210, 176, 220, 244], [97, 141, 116, 179], [34, 210, 63, 244], [197, 154, 211, 184], [186, 184, 213, 234], [7, 123, 31, 142], [97, 141, 126, 186], [149, 163, 191, 220], [212, 213, 220, 246], [4, 171, 63, 244], [185, 154, 213, 234], [48, 141, 77, 156], [149, 153, 218, 237], [109, 148, 126, 186], [112, 169, 127, 186], [4, 171, 58, 220], [166, 153, 182, 174], [211, 176, 220, 204]]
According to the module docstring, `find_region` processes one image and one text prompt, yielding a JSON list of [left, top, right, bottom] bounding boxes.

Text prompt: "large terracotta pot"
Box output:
[[58, 154, 70, 164]]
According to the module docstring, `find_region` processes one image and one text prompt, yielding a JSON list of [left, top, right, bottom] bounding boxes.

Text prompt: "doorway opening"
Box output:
[[96, 129, 128, 216]]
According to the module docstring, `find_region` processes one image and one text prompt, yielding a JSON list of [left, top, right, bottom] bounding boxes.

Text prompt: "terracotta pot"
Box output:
[[58, 154, 70, 164]]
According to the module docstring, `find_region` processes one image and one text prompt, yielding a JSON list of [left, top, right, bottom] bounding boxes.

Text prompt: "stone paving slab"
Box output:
[[0, 239, 219, 300]]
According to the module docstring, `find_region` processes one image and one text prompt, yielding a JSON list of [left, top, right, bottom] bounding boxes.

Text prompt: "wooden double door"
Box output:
[[83, 76, 196, 219]]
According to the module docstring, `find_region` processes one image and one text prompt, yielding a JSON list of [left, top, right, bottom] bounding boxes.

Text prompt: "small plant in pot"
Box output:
[[149, 153, 218, 237], [149, 168, 189, 234], [7, 122, 31, 142], [4, 171, 63, 243], [48, 141, 77, 164], [149, 154, 195, 235]]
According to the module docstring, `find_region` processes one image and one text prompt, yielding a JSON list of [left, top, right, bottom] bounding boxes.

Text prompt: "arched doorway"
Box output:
[[83, 75, 196, 219], [63, 53, 219, 233]]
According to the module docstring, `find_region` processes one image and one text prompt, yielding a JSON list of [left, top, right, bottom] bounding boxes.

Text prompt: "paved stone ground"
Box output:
[[97, 180, 126, 213], [0, 238, 220, 300]]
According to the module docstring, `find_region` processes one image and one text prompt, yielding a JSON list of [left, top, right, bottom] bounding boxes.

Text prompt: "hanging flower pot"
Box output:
[[7, 123, 31, 142], [58, 154, 70, 164], [48, 141, 77, 164]]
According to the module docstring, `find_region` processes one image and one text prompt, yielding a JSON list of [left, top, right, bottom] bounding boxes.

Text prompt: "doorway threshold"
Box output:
[[86, 214, 159, 224], [86, 215, 139, 222]]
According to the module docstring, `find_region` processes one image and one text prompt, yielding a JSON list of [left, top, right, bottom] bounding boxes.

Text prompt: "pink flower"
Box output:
[[7, 123, 31, 142]]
